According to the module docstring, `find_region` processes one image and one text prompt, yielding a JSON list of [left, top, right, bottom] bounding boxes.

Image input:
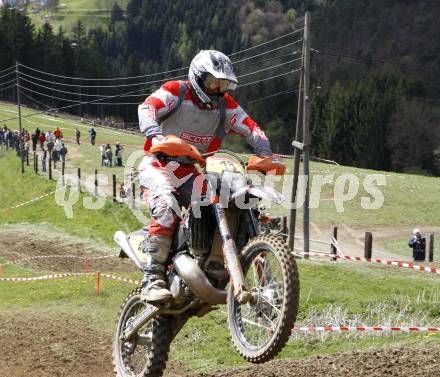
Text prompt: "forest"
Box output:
[[0, 0, 439, 175]]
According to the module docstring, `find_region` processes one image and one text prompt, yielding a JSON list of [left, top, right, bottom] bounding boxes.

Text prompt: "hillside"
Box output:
[[27, 0, 130, 31], [2, 144, 440, 374], [2, 0, 440, 174], [2, 99, 439, 260]]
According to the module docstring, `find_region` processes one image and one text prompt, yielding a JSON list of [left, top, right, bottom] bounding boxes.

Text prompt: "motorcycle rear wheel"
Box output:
[[227, 235, 299, 363], [113, 288, 171, 377]]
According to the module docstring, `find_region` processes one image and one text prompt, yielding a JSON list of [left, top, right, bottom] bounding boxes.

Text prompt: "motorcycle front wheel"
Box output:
[[227, 235, 299, 363], [112, 288, 171, 377]]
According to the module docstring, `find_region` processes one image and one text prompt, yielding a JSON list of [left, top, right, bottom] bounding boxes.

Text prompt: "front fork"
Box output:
[[213, 203, 253, 304]]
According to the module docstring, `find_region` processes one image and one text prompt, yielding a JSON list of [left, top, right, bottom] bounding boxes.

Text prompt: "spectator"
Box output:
[[104, 144, 113, 167], [59, 143, 68, 163], [100, 144, 106, 166], [54, 127, 62, 140], [119, 183, 127, 199], [4, 128, 10, 149], [41, 149, 47, 173], [7, 129, 13, 149], [35, 127, 41, 141], [89, 127, 96, 145], [31, 132, 38, 151], [76, 129, 81, 145], [0, 128, 4, 147], [52, 139, 62, 167], [115, 143, 124, 167], [408, 229, 426, 262], [47, 139, 54, 155], [38, 132, 46, 149], [45, 130, 53, 143], [14, 131, 20, 155]]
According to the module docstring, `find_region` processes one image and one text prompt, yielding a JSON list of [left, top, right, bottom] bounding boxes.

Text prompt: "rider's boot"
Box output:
[[140, 235, 173, 303]]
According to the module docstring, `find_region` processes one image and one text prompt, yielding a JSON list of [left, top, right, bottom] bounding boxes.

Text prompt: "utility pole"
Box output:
[[288, 12, 311, 257], [288, 73, 303, 252], [16, 61, 24, 174], [302, 12, 311, 256]]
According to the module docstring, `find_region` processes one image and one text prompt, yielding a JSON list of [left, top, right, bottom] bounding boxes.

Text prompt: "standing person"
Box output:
[[76, 128, 81, 145], [59, 143, 68, 164], [115, 143, 124, 167], [104, 144, 113, 167], [41, 149, 47, 173], [0, 128, 4, 147], [54, 127, 62, 140], [7, 129, 13, 150], [45, 130, 53, 143], [4, 128, 10, 150], [53, 138, 62, 168], [89, 127, 96, 145], [47, 138, 54, 155], [100, 144, 106, 166], [35, 128, 41, 141], [14, 131, 20, 155], [38, 132, 46, 150], [31, 132, 38, 152], [408, 229, 426, 262], [136, 50, 284, 302]]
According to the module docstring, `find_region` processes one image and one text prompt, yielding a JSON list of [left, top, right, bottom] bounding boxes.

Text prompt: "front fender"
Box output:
[[231, 185, 285, 204]]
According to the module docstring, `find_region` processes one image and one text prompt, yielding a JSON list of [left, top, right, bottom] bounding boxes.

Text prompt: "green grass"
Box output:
[[27, 0, 130, 31], [2, 100, 439, 230], [2, 101, 440, 372]]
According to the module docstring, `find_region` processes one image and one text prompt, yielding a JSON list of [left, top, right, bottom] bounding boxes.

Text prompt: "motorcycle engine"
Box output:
[[168, 269, 193, 306]]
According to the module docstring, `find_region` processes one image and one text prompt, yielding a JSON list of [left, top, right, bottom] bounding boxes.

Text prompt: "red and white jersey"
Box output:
[[138, 80, 272, 155]]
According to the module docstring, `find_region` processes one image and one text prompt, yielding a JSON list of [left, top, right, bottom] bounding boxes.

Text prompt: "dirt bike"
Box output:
[[112, 137, 299, 377]]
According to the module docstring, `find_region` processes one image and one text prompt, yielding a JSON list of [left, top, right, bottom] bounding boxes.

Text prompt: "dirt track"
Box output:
[[0, 227, 137, 273], [1, 312, 439, 377], [2, 228, 440, 376]]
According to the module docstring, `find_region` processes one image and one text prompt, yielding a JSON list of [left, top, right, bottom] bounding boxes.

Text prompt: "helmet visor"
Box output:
[[205, 73, 237, 93]]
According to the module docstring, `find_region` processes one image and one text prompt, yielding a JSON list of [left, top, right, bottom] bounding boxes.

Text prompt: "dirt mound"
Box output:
[[0, 312, 114, 377], [0, 229, 137, 273], [200, 347, 440, 377], [0, 312, 188, 377]]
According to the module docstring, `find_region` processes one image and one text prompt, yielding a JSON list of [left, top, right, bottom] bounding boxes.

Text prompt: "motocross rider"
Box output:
[[138, 49, 285, 303]]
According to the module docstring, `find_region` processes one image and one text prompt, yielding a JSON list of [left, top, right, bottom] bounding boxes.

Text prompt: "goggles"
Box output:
[[205, 73, 237, 93]]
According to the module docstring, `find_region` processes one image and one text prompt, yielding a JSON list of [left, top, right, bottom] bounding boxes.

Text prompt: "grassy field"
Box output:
[[1, 100, 439, 231], [27, 0, 130, 31], [2, 101, 440, 372]]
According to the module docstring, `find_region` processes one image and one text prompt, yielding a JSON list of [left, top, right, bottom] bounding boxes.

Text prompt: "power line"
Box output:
[[249, 87, 299, 103], [236, 51, 301, 69], [0, 69, 16, 81], [16, 27, 305, 82], [19, 85, 144, 105], [239, 58, 302, 79], [0, 83, 16, 92], [238, 68, 302, 88], [18, 76, 148, 98], [315, 50, 440, 71], [0, 66, 15, 75], [17, 46, 302, 91], [0, 84, 151, 122], [19, 70, 186, 88], [0, 78, 16, 87], [233, 40, 303, 65], [20, 91, 52, 109], [18, 63, 188, 82], [229, 28, 304, 57]]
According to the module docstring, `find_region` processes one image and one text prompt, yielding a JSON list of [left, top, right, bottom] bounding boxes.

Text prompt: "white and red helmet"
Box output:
[[188, 50, 238, 104]]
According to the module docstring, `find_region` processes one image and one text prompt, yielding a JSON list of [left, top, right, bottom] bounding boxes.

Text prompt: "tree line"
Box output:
[[0, 0, 439, 175]]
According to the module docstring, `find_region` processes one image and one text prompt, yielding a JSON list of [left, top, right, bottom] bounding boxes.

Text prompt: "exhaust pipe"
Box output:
[[174, 254, 227, 305], [114, 231, 143, 271]]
